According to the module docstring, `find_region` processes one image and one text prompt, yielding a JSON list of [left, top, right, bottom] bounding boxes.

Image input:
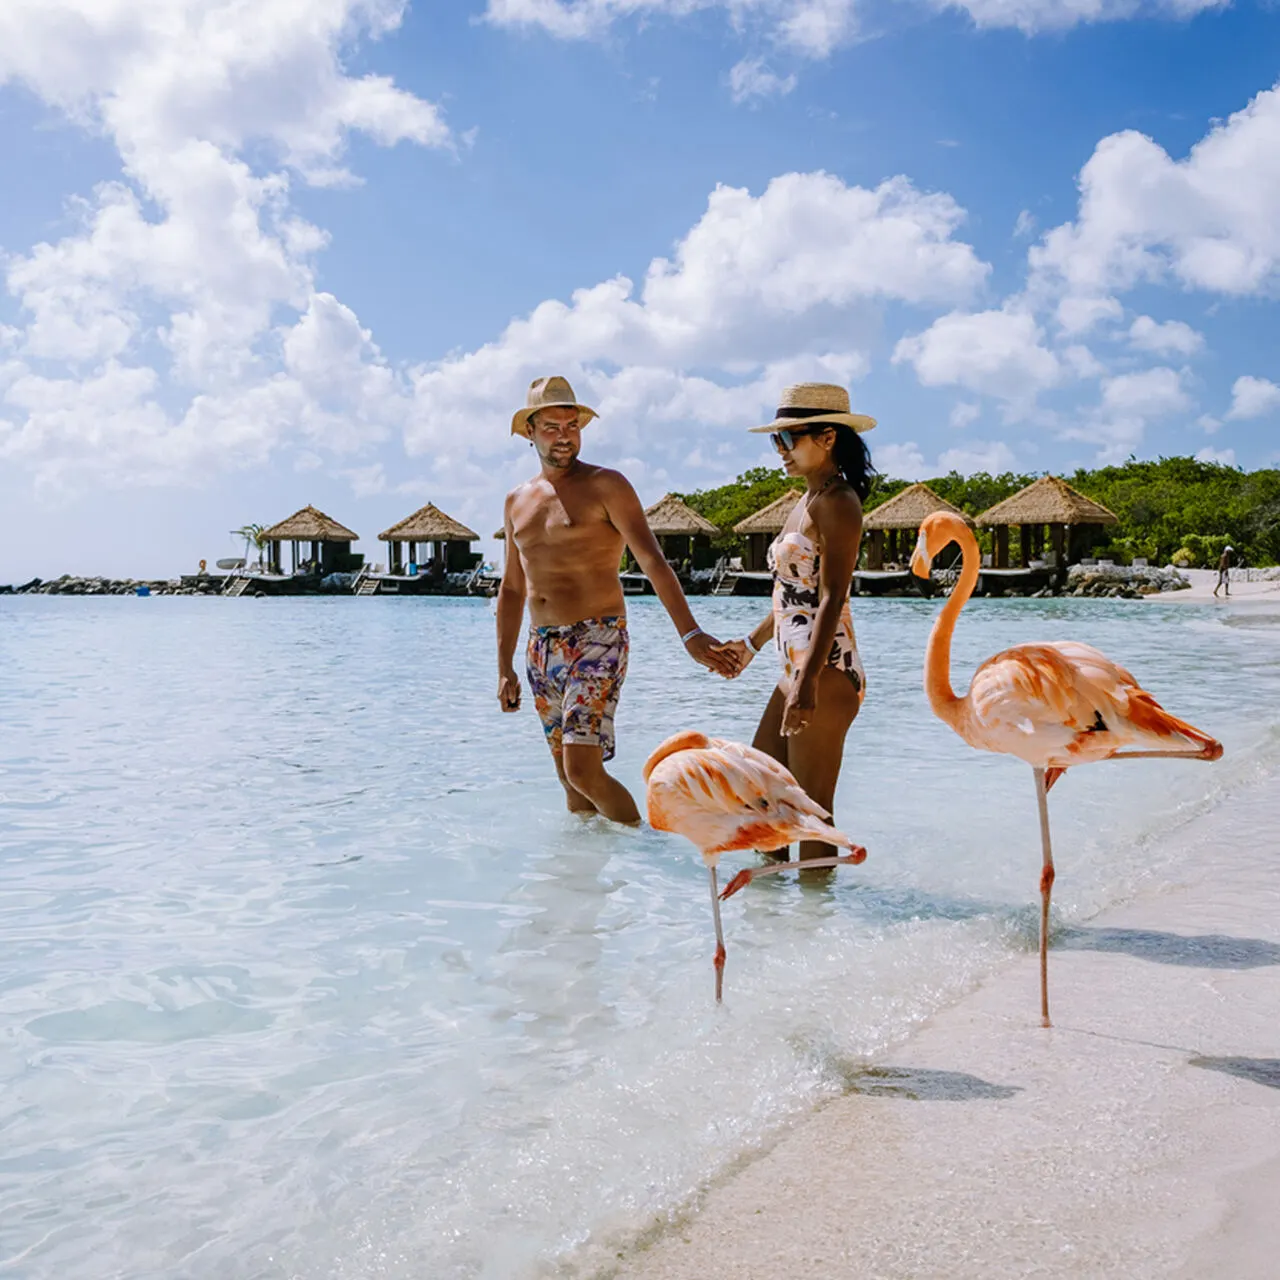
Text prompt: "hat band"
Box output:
[[775, 406, 844, 420]]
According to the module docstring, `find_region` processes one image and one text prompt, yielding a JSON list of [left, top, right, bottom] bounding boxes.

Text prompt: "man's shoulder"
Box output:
[[576, 463, 633, 494]]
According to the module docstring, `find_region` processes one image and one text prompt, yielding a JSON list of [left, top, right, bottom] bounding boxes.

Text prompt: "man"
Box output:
[[1213, 545, 1234, 598], [497, 376, 737, 823]]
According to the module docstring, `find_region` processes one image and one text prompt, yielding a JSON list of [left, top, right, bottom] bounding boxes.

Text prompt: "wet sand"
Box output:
[[615, 776, 1280, 1280]]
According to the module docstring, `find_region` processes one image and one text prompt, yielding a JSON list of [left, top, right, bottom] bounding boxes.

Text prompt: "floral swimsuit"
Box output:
[[769, 530, 865, 700], [526, 616, 629, 761]]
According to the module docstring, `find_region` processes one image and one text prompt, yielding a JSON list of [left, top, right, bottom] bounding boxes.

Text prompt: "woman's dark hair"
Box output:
[[830, 424, 876, 503]]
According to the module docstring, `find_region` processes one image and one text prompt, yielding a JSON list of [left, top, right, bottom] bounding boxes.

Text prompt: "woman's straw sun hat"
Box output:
[[510, 376, 599, 436], [749, 382, 876, 434]]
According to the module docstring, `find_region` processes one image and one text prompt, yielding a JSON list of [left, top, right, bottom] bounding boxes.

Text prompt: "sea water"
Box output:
[[1, 594, 1278, 1278]]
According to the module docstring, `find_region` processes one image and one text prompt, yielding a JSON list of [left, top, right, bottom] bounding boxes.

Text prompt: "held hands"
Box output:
[[685, 631, 742, 678], [497, 669, 521, 712], [710, 638, 754, 678], [781, 674, 818, 737]]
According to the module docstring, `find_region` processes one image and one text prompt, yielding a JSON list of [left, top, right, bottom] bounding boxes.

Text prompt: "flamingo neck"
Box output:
[[924, 523, 979, 727]]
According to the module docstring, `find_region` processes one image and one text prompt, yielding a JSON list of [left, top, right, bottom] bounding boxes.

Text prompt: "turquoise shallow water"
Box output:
[[1, 594, 1278, 1278]]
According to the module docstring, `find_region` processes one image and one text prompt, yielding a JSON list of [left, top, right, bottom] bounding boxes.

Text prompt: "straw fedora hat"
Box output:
[[749, 382, 876, 434], [510, 375, 599, 436]]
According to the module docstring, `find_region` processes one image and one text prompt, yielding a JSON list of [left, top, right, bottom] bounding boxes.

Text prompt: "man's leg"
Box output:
[[562, 744, 640, 824], [552, 745, 598, 814]]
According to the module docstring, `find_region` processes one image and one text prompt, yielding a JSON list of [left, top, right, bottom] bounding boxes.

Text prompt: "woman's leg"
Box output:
[[750, 685, 792, 859], [785, 667, 861, 864]]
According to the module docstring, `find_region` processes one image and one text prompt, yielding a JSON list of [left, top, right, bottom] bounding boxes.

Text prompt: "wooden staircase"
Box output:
[[223, 576, 250, 598], [355, 577, 379, 596]]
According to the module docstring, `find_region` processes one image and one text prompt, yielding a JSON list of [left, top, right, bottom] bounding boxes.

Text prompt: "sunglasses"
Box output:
[[769, 426, 826, 451]]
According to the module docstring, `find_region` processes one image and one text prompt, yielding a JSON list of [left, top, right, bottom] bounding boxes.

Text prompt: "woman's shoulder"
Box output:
[[811, 479, 863, 522]]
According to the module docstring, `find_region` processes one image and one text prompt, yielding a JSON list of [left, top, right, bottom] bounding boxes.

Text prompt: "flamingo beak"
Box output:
[[910, 531, 932, 580]]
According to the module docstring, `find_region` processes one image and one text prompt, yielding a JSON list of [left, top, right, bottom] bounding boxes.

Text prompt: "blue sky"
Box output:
[[1, 0, 1278, 580]]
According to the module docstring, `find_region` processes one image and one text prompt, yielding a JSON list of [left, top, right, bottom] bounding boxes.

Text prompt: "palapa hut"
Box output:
[[379, 503, 480, 577], [643, 494, 719, 571], [976, 475, 1118, 568], [732, 489, 803, 571], [262, 505, 360, 575], [862, 483, 973, 570]]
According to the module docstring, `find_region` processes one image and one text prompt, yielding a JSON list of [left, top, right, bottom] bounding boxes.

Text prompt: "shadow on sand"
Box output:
[[1058, 927, 1280, 970], [843, 1066, 1022, 1102], [1188, 1056, 1280, 1090]]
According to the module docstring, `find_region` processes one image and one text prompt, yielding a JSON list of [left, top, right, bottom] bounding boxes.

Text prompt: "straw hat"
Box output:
[[510, 375, 598, 436], [748, 382, 876, 434]]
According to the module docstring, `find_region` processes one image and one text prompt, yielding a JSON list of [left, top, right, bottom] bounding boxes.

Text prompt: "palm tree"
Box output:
[[231, 523, 267, 572]]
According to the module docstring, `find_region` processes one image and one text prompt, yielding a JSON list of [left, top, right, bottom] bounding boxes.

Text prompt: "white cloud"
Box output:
[[1062, 366, 1190, 462], [931, 0, 1225, 34], [892, 307, 1061, 411], [1099, 366, 1190, 417], [728, 58, 797, 104], [1226, 374, 1280, 420], [0, 0, 451, 488], [484, 0, 858, 58], [949, 401, 980, 428], [937, 439, 1018, 474], [1014, 210, 1037, 239], [1055, 294, 1122, 336], [1195, 445, 1236, 465], [486, 0, 1218, 51], [874, 441, 927, 479], [407, 172, 988, 463], [1030, 81, 1280, 300], [1128, 315, 1204, 356], [1196, 413, 1222, 435]]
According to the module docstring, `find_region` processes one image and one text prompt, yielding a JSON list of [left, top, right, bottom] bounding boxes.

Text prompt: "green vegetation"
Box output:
[[677, 457, 1280, 566]]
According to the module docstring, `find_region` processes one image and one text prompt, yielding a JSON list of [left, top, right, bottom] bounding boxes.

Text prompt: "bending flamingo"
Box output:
[[911, 512, 1222, 1027], [643, 731, 867, 1001]]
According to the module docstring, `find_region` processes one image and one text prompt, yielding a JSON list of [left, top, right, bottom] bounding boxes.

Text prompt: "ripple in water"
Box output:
[[1, 594, 1276, 1277]]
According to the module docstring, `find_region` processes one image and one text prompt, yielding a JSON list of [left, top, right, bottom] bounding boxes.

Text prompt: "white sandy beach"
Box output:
[[1146, 567, 1280, 605], [615, 775, 1280, 1280]]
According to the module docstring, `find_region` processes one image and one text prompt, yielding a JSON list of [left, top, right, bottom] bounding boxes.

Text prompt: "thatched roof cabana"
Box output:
[[976, 476, 1118, 569], [733, 489, 803, 571], [379, 502, 480, 576], [976, 476, 1118, 529], [261, 505, 360, 575], [641, 493, 719, 572], [862, 483, 973, 570], [864, 483, 972, 530], [644, 494, 718, 537], [263, 505, 358, 543], [732, 488, 803, 535]]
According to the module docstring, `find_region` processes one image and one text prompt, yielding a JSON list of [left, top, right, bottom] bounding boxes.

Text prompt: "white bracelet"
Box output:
[[742, 633, 761, 657], [680, 626, 704, 644]]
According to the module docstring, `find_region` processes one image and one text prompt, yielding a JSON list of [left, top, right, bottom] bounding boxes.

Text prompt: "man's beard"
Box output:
[[543, 446, 578, 469]]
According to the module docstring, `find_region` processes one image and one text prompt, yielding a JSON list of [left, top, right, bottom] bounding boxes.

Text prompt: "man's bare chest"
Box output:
[[512, 491, 616, 551]]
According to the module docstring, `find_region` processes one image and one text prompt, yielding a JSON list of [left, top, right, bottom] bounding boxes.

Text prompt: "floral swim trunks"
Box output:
[[526, 616, 629, 761]]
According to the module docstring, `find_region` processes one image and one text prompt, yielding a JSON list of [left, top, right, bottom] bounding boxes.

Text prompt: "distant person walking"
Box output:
[[496, 376, 738, 824], [1213, 546, 1234, 598]]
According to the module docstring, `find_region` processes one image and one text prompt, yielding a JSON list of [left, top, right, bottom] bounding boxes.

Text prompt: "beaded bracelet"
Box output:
[[680, 626, 704, 644], [742, 633, 761, 657]]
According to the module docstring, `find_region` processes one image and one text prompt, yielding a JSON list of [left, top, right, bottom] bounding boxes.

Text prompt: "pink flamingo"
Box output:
[[911, 512, 1223, 1026], [643, 731, 867, 1000]]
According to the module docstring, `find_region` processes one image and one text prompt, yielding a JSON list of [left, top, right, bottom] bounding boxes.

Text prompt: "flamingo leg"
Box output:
[[1033, 767, 1055, 1029], [719, 850, 868, 900], [709, 864, 726, 1003]]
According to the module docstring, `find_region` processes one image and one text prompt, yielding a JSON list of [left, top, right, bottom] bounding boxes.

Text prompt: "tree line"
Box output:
[[676, 457, 1280, 567]]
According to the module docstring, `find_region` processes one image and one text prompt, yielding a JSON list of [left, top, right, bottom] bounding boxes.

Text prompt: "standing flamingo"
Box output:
[[911, 512, 1222, 1027], [643, 731, 867, 1001]]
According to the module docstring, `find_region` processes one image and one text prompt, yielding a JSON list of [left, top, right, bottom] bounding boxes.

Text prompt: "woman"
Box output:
[[717, 383, 875, 865]]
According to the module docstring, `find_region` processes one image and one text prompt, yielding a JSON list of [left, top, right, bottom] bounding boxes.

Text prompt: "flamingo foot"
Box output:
[[719, 849, 868, 900], [714, 941, 726, 1003]]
